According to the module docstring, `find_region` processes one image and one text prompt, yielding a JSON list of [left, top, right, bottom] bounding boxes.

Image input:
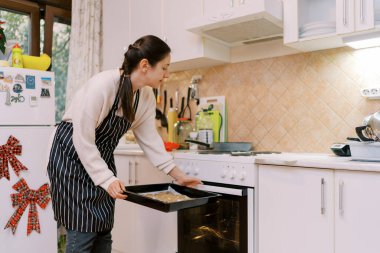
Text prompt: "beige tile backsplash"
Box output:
[[158, 47, 380, 153]]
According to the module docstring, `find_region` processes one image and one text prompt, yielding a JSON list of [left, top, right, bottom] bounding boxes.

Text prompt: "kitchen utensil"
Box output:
[[185, 139, 252, 152], [123, 183, 220, 213], [355, 112, 380, 141], [182, 87, 192, 120], [160, 90, 168, 130], [153, 88, 162, 120], [178, 96, 185, 118], [170, 97, 173, 108], [330, 143, 351, 157]]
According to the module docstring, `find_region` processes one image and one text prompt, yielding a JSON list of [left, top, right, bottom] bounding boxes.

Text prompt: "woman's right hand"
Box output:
[[107, 180, 128, 199]]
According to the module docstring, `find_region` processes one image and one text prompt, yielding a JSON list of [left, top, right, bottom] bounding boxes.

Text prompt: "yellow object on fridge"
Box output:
[[22, 54, 51, 71]]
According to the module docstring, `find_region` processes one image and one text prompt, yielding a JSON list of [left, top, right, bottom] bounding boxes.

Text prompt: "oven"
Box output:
[[174, 153, 257, 253]]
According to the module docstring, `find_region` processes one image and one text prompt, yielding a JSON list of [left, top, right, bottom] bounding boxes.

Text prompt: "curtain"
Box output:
[[65, 0, 103, 106]]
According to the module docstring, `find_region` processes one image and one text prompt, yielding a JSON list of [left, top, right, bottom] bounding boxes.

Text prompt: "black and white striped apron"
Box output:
[[47, 89, 140, 232]]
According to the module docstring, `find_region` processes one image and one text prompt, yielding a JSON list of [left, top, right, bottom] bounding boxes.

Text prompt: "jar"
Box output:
[[173, 118, 193, 149], [196, 110, 213, 145]]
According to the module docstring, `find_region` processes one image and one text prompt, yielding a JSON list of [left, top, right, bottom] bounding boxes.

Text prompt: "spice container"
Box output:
[[174, 118, 192, 149]]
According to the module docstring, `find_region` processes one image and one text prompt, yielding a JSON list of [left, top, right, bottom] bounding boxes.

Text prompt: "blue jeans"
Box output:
[[65, 228, 112, 253]]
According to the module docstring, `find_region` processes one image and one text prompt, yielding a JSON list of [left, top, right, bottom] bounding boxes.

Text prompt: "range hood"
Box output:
[[187, 0, 283, 47]]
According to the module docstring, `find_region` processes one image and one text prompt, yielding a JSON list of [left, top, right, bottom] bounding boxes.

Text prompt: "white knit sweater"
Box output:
[[61, 69, 175, 190]]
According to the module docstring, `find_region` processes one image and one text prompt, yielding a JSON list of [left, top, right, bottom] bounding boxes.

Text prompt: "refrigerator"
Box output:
[[0, 67, 57, 252]]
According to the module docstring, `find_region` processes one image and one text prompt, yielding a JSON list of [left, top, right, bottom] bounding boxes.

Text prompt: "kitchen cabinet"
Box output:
[[103, 0, 229, 72], [162, 0, 229, 70], [283, 0, 380, 52], [112, 154, 176, 253], [130, 0, 161, 42], [102, 0, 131, 70], [258, 164, 380, 253], [258, 165, 334, 253], [336, 0, 375, 34], [335, 170, 380, 253]]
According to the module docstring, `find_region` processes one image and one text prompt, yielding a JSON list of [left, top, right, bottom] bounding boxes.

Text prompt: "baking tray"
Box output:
[[123, 183, 220, 212]]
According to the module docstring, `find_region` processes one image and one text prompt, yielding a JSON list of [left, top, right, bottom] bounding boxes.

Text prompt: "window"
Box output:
[[0, 0, 71, 122]]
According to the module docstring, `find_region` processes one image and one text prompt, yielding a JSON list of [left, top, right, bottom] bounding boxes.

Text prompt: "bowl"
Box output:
[[22, 54, 51, 71]]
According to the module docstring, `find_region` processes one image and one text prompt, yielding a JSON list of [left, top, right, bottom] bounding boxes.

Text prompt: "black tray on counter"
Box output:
[[123, 183, 220, 212]]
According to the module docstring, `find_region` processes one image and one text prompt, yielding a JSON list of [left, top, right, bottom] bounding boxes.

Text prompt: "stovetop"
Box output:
[[196, 150, 281, 156]]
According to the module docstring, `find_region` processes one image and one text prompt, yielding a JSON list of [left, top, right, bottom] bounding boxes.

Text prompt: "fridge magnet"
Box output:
[[4, 75, 13, 84], [29, 95, 38, 106], [11, 93, 25, 103], [14, 74, 25, 83], [0, 135, 28, 181], [0, 83, 8, 92], [41, 77, 52, 85], [25, 75, 35, 89], [4, 178, 51, 235], [12, 83, 23, 93], [40, 88, 50, 98]]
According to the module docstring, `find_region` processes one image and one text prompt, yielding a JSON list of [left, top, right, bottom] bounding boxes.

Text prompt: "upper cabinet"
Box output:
[[102, 0, 130, 70], [161, 0, 230, 72], [103, 0, 230, 72], [130, 0, 161, 41], [283, 0, 380, 51]]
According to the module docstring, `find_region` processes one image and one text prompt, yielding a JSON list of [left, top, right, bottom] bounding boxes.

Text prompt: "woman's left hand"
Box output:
[[169, 166, 202, 188], [176, 175, 202, 188]]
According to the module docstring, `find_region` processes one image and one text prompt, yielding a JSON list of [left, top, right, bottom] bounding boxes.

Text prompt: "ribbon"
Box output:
[[0, 136, 28, 180], [4, 178, 51, 235]]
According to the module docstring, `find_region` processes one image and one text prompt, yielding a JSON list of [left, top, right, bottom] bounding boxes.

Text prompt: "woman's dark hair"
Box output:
[[119, 35, 171, 122]]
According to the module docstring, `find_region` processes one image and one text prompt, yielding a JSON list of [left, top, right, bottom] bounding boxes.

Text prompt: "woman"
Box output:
[[47, 35, 201, 253]]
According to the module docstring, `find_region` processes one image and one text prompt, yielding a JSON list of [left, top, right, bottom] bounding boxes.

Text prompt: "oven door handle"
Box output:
[[197, 184, 247, 196]]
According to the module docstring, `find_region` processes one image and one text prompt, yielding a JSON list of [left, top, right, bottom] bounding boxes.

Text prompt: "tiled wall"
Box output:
[[158, 47, 380, 153]]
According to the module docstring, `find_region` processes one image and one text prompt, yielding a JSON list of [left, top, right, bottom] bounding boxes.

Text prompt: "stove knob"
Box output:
[[240, 172, 246, 181], [183, 165, 190, 175], [230, 170, 236, 179], [221, 170, 227, 179]]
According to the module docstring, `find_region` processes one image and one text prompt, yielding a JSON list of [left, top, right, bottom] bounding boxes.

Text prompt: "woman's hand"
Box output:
[[169, 166, 202, 188], [107, 180, 128, 199], [175, 175, 202, 188]]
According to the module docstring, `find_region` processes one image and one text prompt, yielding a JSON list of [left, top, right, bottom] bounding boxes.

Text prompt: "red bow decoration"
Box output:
[[0, 135, 28, 180], [4, 178, 51, 235]]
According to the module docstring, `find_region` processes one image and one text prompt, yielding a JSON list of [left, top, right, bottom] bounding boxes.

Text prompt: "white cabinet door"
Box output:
[[258, 165, 334, 253], [336, 0, 356, 34], [112, 154, 136, 253], [113, 154, 176, 253], [335, 170, 380, 253], [203, 0, 233, 16], [130, 0, 162, 43], [337, 0, 374, 34], [354, 0, 375, 30], [103, 0, 130, 70], [134, 155, 172, 185], [162, 0, 203, 63]]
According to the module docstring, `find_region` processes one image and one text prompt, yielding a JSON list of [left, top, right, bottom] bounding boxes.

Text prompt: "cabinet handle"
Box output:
[[321, 178, 325, 215], [128, 161, 132, 185], [135, 161, 138, 185], [230, 0, 234, 7], [360, 0, 364, 22], [339, 181, 344, 216], [343, 0, 347, 25]]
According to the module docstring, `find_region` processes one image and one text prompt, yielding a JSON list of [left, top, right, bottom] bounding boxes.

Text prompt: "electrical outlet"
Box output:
[[361, 87, 380, 99]]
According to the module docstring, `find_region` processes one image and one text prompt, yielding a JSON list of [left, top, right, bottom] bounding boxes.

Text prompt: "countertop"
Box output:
[[254, 152, 380, 172], [113, 144, 380, 172]]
